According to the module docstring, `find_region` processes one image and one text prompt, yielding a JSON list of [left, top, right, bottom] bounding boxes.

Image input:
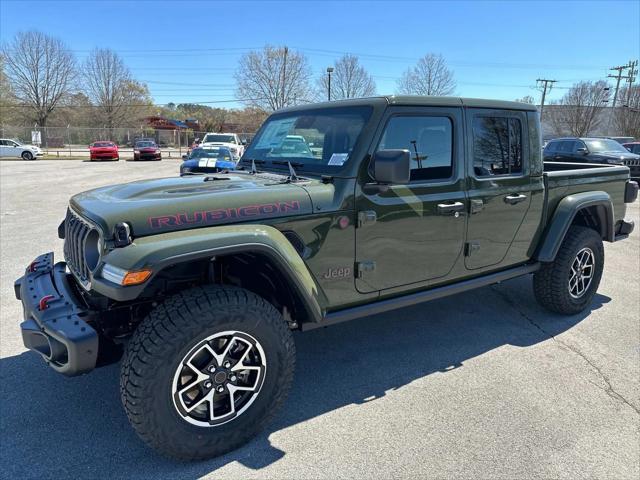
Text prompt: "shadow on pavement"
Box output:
[[0, 276, 610, 478]]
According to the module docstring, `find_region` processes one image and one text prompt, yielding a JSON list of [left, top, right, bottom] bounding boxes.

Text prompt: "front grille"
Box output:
[[624, 159, 640, 166], [63, 208, 97, 285]]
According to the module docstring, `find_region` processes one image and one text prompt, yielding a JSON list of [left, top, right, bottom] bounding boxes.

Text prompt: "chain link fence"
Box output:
[[0, 126, 256, 157]]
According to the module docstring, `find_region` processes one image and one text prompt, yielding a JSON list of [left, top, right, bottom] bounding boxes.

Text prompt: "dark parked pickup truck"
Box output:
[[15, 96, 638, 460]]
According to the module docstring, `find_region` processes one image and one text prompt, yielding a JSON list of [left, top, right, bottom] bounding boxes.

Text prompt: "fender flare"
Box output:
[[92, 224, 325, 323], [535, 191, 614, 263]]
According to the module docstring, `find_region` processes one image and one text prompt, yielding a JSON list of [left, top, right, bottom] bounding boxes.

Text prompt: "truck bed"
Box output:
[[542, 161, 631, 238]]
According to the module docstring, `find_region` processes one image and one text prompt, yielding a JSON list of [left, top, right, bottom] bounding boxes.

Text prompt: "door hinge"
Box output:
[[356, 261, 376, 278], [465, 241, 481, 257], [357, 210, 377, 227]]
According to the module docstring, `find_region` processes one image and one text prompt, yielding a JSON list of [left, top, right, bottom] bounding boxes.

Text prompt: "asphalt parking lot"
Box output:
[[1, 159, 638, 479]]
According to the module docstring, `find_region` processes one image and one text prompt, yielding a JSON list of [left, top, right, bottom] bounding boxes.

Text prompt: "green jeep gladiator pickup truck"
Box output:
[[15, 96, 638, 460]]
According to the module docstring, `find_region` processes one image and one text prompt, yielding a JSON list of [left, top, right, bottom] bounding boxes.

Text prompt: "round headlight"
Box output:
[[84, 229, 102, 271]]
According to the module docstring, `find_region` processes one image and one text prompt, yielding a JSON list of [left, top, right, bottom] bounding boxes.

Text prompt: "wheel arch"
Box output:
[[535, 191, 613, 263], [94, 224, 326, 325]]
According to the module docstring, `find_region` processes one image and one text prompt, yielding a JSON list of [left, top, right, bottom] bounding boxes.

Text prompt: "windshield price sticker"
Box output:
[[328, 153, 348, 166]]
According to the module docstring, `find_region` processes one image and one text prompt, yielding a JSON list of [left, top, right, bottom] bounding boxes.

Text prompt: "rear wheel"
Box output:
[[21, 151, 34, 160], [120, 285, 296, 460], [534, 226, 604, 315]]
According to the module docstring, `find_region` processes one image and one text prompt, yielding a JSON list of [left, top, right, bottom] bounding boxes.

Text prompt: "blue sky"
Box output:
[[1, 0, 639, 109]]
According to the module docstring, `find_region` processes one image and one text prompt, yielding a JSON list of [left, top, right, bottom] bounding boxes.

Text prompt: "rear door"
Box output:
[[465, 109, 532, 270], [8, 141, 22, 158], [552, 140, 576, 161], [355, 106, 467, 292]]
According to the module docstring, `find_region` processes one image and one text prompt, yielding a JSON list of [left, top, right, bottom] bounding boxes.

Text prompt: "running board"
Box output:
[[302, 263, 540, 331]]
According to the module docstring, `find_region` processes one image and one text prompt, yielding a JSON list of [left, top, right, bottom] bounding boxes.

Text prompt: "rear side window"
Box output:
[[473, 117, 523, 176], [378, 115, 453, 181], [558, 140, 576, 152]]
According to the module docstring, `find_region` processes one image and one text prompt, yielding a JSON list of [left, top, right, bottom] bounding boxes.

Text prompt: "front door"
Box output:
[[355, 107, 467, 293], [465, 109, 532, 270]]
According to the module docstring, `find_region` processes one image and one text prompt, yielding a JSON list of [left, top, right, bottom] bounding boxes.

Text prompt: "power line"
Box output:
[[0, 98, 264, 109]]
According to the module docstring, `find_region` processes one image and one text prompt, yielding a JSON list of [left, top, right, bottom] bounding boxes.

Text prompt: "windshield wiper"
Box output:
[[270, 161, 300, 182], [273, 160, 304, 167]]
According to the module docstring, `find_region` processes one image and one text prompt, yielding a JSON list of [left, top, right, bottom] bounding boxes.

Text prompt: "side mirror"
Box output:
[[371, 149, 411, 184], [576, 148, 588, 155]]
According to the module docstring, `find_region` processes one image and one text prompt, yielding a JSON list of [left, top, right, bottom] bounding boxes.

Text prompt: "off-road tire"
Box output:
[[120, 285, 296, 460], [534, 226, 604, 315], [21, 151, 33, 160]]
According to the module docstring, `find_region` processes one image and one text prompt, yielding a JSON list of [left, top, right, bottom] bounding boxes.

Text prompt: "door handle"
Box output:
[[504, 193, 528, 205], [437, 202, 466, 216]]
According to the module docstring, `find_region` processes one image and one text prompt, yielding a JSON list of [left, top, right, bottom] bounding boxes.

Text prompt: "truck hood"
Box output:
[[201, 142, 237, 149], [70, 172, 314, 238], [593, 151, 640, 161]]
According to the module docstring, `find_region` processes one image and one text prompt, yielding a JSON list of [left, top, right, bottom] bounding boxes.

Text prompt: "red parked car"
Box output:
[[133, 140, 162, 161], [89, 141, 119, 161]]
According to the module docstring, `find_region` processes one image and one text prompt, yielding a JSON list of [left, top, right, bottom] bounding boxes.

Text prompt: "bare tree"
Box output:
[[613, 85, 640, 138], [0, 54, 18, 124], [235, 46, 312, 111], [84, 48, 152, 129], [317, 54, 376, 100], [397, 53, 456, 96], [547, 81, 609, 136], [1, 31, 76, 132], [514, 95, 535, 104]]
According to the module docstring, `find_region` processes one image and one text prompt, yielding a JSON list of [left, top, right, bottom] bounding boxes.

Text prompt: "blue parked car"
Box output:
[[180, 146, 237, 176]]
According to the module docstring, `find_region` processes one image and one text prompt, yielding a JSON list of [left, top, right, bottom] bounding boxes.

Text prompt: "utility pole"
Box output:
[[536, 78, 557, 121], [625, 59, 638, 106], [326, 66, 334, 101], [280, 46, 288, 109], [608, 63, 630, 108]]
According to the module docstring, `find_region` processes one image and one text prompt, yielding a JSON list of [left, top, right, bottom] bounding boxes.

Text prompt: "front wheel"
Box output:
[[534, 226, 604, 315], [120, 285, 296, 460], [21, 151, 34, 160]]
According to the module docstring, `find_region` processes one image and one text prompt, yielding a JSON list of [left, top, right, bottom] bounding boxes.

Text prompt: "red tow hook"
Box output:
[[38, 295, 55, 311]]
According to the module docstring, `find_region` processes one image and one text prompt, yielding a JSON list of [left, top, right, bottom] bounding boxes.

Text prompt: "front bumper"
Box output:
[[135, 152, 161, 160], [15, 252, 99, 376], [90, 153, 118, 160]]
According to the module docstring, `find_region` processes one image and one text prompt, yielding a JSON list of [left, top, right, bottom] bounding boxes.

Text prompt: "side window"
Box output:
[[378, 116, 453, 181], [572, 140, 586, 153], [544, 141, 556, 153], [558, 140, 575, 153], [473, 116, 523, 176]]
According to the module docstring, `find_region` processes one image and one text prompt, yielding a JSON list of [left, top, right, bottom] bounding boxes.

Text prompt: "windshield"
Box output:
[[584, 139, 629, 153], [188, 148, 233, 161], [93, 142, 114, 147], [203, 134, 236, 144], [136, 141, 156, 148], [243, 106, 372, 172]]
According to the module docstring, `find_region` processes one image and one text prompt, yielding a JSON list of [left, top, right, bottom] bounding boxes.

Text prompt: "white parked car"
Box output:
[[0, 139, 43, 160], [200, 133, 245, 160]]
